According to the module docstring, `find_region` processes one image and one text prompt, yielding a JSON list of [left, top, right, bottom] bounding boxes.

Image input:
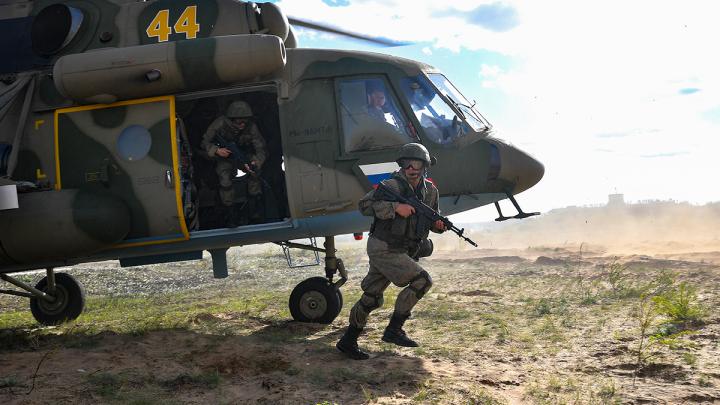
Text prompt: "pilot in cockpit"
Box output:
[[366, 85, 387, 122]]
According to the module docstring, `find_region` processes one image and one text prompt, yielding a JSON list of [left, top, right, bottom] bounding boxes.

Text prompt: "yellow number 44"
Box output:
[[146, 6, 200, 42]]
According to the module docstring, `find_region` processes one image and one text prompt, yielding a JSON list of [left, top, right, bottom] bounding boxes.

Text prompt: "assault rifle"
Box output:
[[214, 133, 278, 219], [375, 182, 478, 247], [214, 133, 256, 172]]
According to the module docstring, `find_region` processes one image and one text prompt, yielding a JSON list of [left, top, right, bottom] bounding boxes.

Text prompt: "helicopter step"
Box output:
[[276, 237, 321, 268], [0, 268, 85, 325]]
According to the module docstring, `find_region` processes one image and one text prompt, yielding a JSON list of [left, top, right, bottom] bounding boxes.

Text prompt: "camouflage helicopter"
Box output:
[[0, 0, 544, 326]]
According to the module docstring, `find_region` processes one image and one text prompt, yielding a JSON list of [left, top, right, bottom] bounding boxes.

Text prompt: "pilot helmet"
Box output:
[[226, 101, 253, 118]]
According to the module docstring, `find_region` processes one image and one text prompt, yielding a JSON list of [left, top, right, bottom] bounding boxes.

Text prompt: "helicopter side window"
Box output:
[[400, 75, 471, 145], [338, 78, 414, 153]]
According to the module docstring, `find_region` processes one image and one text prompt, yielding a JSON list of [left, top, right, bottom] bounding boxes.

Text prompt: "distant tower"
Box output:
[[608, 193, 625, 206]]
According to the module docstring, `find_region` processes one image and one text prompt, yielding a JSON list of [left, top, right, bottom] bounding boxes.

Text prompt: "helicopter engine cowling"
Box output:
[[53, 34, 286, 104], [257, 3, 289, 41], [0, 189, 131, 265]]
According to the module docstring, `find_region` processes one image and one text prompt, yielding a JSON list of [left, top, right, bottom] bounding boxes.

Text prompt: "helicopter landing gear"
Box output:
[[286, 236, 348, 324], [494, 191, 541, 222], [0, 268, 86, 325], [289, 277, 342, 323]]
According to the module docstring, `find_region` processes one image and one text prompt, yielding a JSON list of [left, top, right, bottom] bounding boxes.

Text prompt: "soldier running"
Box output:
[[337, 143, 446, 360], [200, 100, 267, 227]]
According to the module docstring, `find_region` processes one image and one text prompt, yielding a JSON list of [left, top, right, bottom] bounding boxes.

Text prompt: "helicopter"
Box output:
[[0, 0, 544, 326]]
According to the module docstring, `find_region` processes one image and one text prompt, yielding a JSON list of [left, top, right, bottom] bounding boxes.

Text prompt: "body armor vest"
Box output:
[[370, 174, 432, 250]]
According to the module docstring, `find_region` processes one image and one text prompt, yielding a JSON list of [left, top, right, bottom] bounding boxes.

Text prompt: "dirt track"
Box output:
[[1, 243, 719, 404]]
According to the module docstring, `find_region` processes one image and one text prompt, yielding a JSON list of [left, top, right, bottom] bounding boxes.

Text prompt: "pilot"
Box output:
[[367, 86, 387, 122], [200, 100, 267, 227], [336, 143, 446, 360]]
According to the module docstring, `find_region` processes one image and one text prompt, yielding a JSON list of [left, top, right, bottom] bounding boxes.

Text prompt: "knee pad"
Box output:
[[408, 271, 433, 299], [360, 293, 383, 312]]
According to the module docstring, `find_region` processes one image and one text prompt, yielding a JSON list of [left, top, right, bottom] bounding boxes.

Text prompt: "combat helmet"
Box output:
[[396, 143, 431, 166], [226, 101, 253, 118]]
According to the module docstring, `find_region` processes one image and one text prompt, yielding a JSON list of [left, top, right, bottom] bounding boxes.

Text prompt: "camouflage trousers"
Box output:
[[216, 159, 262, 207], [348, 236, 433, 329]]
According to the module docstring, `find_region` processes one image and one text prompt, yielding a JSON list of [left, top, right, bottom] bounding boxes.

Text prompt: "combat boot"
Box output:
[[336, 325, 370, 360], [382, 313, 418, 347]]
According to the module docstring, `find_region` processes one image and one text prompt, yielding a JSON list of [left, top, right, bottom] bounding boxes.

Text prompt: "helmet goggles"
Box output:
[[400, 159, 425, 170]]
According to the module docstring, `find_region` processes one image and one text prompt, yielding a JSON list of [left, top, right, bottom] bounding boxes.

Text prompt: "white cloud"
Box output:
[[277, 0, 521, 53], [479, 63, 502, 88], [479, 64, 501, 77], [474, 1, 720, 209], [421, 46, 432, 56]]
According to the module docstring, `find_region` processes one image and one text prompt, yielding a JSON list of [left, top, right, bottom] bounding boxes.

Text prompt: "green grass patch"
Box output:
[[0, 375, 24, 390], [525, 375, 621, 405], [414, 299, 473, 321], [0, 287, 291, 350]]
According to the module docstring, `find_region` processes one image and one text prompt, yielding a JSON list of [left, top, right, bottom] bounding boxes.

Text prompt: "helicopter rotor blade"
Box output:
[[287, 17, 409, 47]]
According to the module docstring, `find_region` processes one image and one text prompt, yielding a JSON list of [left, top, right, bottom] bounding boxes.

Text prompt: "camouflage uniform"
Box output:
[[200, 116, 267, 206], [337, 142, 442, 360], [349, 170, 439, 329]]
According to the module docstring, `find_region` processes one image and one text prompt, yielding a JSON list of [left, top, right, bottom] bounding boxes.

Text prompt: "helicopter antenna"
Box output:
[[288, 17, 410, 47]]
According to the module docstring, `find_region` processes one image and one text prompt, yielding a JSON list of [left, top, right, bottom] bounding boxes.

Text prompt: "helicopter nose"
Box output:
[[495, 141, 545, 194]]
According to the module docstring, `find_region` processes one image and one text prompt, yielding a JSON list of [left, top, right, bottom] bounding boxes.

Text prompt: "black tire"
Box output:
[[289, 277, 342, 324], [30, 273, 85, 325]]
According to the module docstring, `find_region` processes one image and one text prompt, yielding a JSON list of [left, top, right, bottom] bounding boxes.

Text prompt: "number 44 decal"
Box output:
[[146, 6, 200, 42]]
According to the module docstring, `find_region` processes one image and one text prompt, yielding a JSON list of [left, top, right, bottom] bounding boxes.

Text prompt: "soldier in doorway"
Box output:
[[336, 143, 446, 360], [200, 101, 267, 226]]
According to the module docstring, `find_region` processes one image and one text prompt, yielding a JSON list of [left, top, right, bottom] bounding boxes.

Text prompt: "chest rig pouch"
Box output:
[[370, 176, 433, 258]]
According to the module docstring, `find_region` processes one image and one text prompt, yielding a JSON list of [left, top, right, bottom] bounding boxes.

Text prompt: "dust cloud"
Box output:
[[437, 200, 720, 255]]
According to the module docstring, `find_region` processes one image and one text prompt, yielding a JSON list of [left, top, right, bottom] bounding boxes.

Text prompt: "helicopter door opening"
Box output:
[[55, 96, 189, 247], [176, 88, 289, 231]]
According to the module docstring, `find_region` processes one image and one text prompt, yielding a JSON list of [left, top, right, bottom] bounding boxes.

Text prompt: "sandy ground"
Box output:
[[0, 242, 719, 404]]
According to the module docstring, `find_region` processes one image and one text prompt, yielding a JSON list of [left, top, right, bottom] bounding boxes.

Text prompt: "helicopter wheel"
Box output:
[[289, 277, 342, 324], [30, 272, 85, 326]]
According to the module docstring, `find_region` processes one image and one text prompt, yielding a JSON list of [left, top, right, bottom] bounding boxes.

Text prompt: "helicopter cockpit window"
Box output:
[[338, 78, 415, 153], [428, 73, 490, 132], [400, 75, 487, 145]]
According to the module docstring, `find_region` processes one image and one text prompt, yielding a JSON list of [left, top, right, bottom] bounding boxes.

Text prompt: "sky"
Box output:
[[274, 0, 720, 222]]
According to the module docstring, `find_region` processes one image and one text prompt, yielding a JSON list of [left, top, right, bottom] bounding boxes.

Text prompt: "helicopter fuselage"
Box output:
[[0, 47, 542, 274]]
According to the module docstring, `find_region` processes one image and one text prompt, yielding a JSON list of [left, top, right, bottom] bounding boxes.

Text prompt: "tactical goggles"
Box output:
[[401, 159, 425, 170]]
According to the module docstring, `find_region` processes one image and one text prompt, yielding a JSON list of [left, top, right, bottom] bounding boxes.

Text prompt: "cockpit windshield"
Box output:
[[400, 74, 490, 145], [428, 73, 489, 132]]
